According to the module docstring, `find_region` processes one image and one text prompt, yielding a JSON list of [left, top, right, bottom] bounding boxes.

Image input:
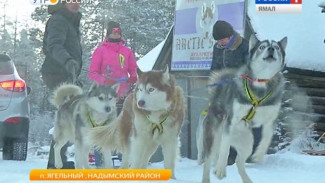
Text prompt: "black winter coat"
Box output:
[[41, 6, 82, 76], [210, 33, 248, 71]]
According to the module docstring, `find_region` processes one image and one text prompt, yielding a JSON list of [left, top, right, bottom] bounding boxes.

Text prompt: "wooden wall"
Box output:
[[284, 67, 325, 141]]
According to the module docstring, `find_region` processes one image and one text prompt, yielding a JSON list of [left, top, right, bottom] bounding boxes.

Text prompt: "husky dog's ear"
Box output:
[[249, 34, 259, 51], [111, 84, 119, 93], [162, 64, 170, 85], [87, 82, 98, 96], [210, 2, 215, 15], [202, 3, 206, 17], [279, 37, 288, 50], [200, 3, 206, 28], [137, 68, 143, 78]]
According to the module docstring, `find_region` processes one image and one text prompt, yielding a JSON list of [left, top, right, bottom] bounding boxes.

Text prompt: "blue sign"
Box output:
[[255, 0, 290, 4]]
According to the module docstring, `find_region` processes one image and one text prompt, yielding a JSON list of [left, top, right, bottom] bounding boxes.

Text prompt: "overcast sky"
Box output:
[[0, 0, 35, 21]]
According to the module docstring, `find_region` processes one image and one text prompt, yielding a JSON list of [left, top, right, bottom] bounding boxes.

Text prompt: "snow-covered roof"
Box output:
[[137, 40, 165, 72], [248, 0, 325, 72]]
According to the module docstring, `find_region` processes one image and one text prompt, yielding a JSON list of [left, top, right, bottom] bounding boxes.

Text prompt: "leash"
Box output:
[[185, 77, 239, 101], [184, 95, 209, 101], [82, 68, 135, 99], [205, 77, 237, 88], [241, 75, 270, 83], [81, 68, 129, 83], [191, 74, 272, 92], [200, 75, 274, 122]]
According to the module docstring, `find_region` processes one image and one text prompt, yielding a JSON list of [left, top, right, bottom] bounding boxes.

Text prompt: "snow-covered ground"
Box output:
[[1, 150, 324, 183]]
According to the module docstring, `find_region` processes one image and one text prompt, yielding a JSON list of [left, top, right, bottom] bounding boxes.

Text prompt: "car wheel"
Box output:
[[2, 138, 13, 160], [2, 138, 28, 161], [12, 138, 28, 161]]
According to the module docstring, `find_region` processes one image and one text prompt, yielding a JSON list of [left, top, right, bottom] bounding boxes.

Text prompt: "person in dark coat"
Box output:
[[210, 20, 261, 165], [210, 20, 249, 71], [41, 2, 82, 89], [41, 2, 82, 169]]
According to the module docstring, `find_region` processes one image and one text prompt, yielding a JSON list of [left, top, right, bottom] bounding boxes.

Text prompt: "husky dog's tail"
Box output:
[[208, 69, 238, 94], [86, 119, 120, 151], [52, 83, 83, 108]]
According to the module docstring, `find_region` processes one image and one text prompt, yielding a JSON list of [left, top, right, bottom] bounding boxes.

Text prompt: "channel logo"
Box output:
[[256, 0, 302, 13], [30, 0, 59, 5], [30, 0, 91, 5]]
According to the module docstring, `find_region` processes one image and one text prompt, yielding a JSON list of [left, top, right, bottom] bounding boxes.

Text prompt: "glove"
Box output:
[[65, 59, 78, 82], [104, 78, 116, 85], [74, 80, 83, 88], [128, 77, 137, 84]]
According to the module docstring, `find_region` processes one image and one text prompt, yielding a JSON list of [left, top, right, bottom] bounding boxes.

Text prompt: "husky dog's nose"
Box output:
[[138, 100, 145, 107], [105, 106, 111, 112], [268, 47, 274, 54]]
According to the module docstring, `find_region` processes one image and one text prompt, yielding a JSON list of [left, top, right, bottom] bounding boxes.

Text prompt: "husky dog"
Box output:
[[87, 66, 186, 175], [130, 66, 185, 179], [200, 34, 288, 183], [52, 83, 118, 169], [86, 91, 134, 169]]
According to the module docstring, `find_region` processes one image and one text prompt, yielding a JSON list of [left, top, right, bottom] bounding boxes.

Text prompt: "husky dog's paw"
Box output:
[[202, 177, 210, 183], [244, 179, 254, 183], [251, 151, 264, 163], [197, 154, 204, 165], [55, 160, 63, 169], [213, 164, 227, 180]]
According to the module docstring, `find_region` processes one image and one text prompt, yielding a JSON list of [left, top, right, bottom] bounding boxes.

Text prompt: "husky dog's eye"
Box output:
[[108, 97, 113, 101], [274, 45, 280, 50], [148, 88, 155, 92], [98, 96, 104, 101], [259, 45, 265, 50]]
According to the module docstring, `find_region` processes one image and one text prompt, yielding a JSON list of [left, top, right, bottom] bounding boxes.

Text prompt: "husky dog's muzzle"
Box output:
[[105, 106, 111, 112], [137, 100, 145, 108], [263, 47, 276, 62]]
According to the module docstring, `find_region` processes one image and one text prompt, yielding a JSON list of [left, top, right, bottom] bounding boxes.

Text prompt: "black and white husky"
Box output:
[[52, 83, 118, 169], [199, 34, 288, 183]]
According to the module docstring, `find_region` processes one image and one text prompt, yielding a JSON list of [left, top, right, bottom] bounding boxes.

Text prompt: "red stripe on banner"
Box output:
[[290, 0, 302, 4]]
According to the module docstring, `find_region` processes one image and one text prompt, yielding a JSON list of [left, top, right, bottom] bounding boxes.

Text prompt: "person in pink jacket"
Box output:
[[88, 21, 137, 100]]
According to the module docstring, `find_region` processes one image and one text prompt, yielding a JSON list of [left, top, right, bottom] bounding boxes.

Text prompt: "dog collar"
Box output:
[[241, 75, 270, 83]]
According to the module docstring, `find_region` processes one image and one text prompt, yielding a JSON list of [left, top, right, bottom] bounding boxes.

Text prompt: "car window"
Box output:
[[0, 62, 14, 75]]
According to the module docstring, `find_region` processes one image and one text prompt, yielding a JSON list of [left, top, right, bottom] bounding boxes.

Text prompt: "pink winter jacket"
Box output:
[[88, 40, 137, 98]]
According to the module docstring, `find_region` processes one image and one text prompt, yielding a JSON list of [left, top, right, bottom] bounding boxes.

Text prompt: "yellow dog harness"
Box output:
[[242, 78, 273, 123], [146, 114, 169, 135], [87, 110, 110, 128]]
